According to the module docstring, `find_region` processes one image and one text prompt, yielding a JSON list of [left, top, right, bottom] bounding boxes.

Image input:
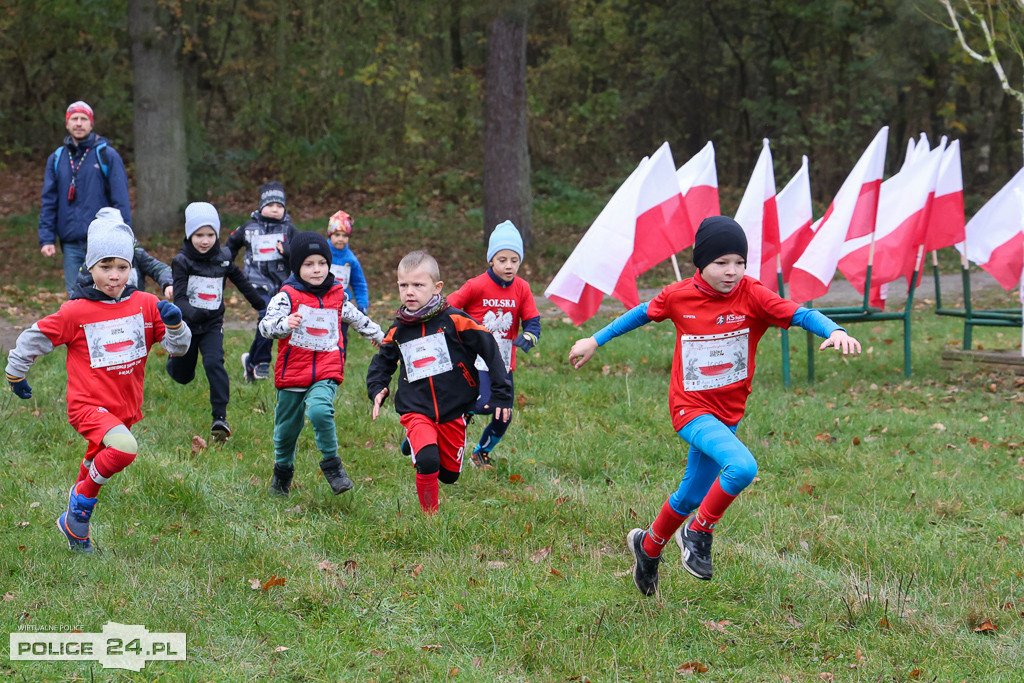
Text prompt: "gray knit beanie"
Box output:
[[85, 208, 135, 269], [185, 201, 221, 238]]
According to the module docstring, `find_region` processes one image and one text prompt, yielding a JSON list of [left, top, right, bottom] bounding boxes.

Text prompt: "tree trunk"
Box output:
[[483, 1, 532, 248], [128, 0, 187, 237]]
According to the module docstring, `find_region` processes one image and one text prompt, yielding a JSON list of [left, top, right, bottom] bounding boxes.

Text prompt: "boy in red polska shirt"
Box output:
[[447, 220, 540, 468], [569, 216, 861, 596], [6, 212, 191, 553]]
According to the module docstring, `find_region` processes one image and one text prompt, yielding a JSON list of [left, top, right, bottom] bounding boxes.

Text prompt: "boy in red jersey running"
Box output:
[[568, 216, 861, 596], [447, 220, 540, 467], [7, 212, 191, 553], [367, 251, 512, 514]]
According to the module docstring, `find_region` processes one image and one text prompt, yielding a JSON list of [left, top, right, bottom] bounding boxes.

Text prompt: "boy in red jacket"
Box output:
[[258, 232, 383, 497], [6, 212, 191, 553], [367, 251, 512, 514], [447, 220, 540, 468], [569, 216, 861, 596]]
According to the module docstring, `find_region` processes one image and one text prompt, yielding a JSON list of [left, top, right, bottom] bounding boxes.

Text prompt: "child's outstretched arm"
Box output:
[[791, 307, 862, 355], [340, 300, 384, 345], [366, 331, 400, 419], [156, 300, 192, 356], [258, 291, 301, 339], [5, 315, 63, 397], [569, 302, 652, 369]]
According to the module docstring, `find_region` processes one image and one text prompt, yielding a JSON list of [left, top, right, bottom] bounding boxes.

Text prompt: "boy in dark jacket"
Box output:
[[74, 208, 174, 299], [259, 232, 383, 497], [167, 202, 267, 440], [367, 251, 513, 514], [225, 181, 300, 382]]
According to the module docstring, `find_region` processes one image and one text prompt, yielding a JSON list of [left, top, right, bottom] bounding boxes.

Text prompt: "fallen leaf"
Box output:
[[421, 644, 442, 651], [908, 669, 921, 679], [471, 657, 483, 667], [449, 667, 460, 676], [931, 422, 946, 432], [973, 619, 998, 633], [509, 474, 523, 484], [285, 505, 301, 513], [818, 674, 834, 682], [2, 592, 14, 601], [555, 496, 568, 507], [274, 646, 289, 652], [371, 649, 386, 657], [29, 502, 39, 508], [317, 560, 338, 573], [262, 575, 286, 591], [548, 567, 562, 577], [676, 661, 709, 674], [799, 482, 815, 495], [344, 560, 358, 575], [249, 578, 261, 590], [852, 437, 861, 446], [517, 393, 527, 408], [364, 440, 374, 449], [530, 546, 552, 563], [601, 365, 611, 375], [411, 564, 423, 577], [192, 435, 207, 453], [814, 432, 835, 442]]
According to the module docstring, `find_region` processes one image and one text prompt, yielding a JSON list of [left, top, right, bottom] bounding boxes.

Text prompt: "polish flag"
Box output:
[[924, 139, 965, 252], [899, 136, 917, 171], [776, 155, 814, 285], [733, 139, 779, 288], [838, 139, 943, 308], [546, 143, 688, 324], [676, 141, 721, 247], [956, 166, 1024, 290], [788, 127, 888, 302]]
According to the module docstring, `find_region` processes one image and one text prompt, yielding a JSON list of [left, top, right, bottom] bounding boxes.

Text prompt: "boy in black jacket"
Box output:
[[167, 202, 266, 440], [367, 251, 512, 514]]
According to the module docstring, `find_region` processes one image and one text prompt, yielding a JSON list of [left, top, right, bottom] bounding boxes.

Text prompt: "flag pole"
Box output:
[[671, 254, 682, 281]]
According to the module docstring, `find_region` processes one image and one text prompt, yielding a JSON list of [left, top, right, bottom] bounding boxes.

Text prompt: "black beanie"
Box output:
[[259, 181, 287, 210], [692, 216, 748, 271], [289, 231, 332, 274]]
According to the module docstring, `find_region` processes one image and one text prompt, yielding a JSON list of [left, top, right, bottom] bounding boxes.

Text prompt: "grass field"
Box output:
[[2, 285, 1024, 681]]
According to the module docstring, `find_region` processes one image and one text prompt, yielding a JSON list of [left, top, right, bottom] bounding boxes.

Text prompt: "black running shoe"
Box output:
[[470, 448, 492, 469], [211, 418, 231, 442], [626, 528, 661, 596], [675, 524, 714, 580]]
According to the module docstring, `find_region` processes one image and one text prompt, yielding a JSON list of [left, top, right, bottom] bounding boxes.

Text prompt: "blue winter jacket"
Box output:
[[39, 133, 132, 247], [328, 244, 370, 311]]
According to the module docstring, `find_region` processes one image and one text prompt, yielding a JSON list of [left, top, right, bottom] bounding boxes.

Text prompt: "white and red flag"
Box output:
[[776, 155, 814, 287], [675, 141, 720, 247], [545, 142, 688, 325], [924, 139, 965, 252], [733, 138, 779, 288], [956, 165, 1024, 290], [839, 138, 943, 307], [788, 127, 889, 302]]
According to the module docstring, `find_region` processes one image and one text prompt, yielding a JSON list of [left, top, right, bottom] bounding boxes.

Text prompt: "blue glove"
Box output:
[[513, 331, 538, 353], [157, 300, 182, 327], [7, 374, 32, 399]]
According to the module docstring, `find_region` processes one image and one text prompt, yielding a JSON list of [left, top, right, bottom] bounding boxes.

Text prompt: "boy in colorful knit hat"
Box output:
[[569, 216, 861, 596], [167, 202, 267, 440], [367, 251, 512, 514], [225, 181, 299, 382], [259, 232, 384, 497], [326, 210, 370, 357], [447, 220, 540, 468], [7, 212, 191, 553]]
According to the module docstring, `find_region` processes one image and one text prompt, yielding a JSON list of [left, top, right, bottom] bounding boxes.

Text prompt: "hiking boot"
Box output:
[[626, 528, 661, 596], [470, 448, 492, 469], [269, 464, 294, 497], [56, 484, 97, 554], [253, 362, 271, 380], [400, 438, 412, 456], [241, 353, 255, 383], [319, 457, 353, 494], [675, 523, 714, 580], [211, 418, 231, 442]]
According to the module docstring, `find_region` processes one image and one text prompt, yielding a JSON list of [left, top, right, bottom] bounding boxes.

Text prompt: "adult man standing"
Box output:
[[39, 101, 133, 297]]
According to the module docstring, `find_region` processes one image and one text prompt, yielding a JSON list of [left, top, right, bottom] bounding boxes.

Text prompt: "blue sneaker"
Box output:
[[56, 484, 97, 554]]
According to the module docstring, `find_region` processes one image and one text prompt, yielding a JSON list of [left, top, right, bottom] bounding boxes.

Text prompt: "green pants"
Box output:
[[273, 379, 339, 468]]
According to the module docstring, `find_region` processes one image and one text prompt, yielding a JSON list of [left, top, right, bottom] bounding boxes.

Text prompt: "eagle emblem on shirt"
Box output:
[[482, 309, 513, 336]]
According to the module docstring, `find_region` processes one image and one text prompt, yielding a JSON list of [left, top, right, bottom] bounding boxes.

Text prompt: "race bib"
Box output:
[[474, 334, 513, 372], [401, 332, 453, 382], [187, 275, 223, 310], [680, 329, 749, 391], [289, 305, 340, 352], [251, 233, 283, 262], [83, 312, 148, 369], [330, 262, 352, 289]]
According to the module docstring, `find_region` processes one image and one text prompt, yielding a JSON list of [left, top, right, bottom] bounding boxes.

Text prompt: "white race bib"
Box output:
[[83, 312, 148, 369], [186, 275, 223, 310], [680, 329, 749, 391], [401, 332, 453, 382], [474, 334, 513, 373], [329, 262, 352, 289], [251, 233, 283, 262], [289, 304, 340, 352]]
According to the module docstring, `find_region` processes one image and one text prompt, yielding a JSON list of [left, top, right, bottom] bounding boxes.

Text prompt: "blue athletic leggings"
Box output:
[[668, 414, 758, 516]]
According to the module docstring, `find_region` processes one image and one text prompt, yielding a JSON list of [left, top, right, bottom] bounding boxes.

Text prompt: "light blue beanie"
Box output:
[[185, 201, 221, 239], [84, 208, 135, 269], [487, 220, 524, 262]]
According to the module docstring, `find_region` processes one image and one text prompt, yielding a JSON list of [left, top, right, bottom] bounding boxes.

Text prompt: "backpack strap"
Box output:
[[95, 142, 110, 178], [52, 147, 63, 176]]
